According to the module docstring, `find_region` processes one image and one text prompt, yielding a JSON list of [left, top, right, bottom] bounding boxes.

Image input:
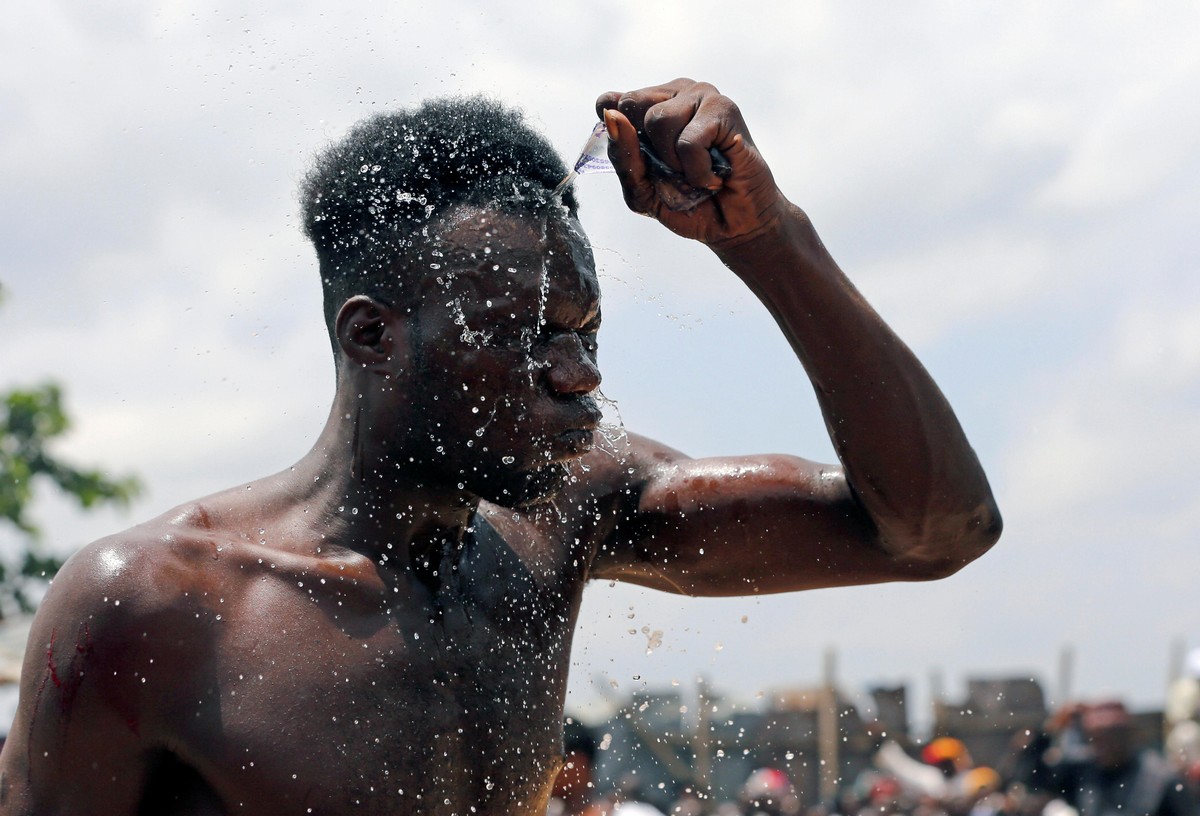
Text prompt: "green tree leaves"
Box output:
[[0, 382, 140, 618]]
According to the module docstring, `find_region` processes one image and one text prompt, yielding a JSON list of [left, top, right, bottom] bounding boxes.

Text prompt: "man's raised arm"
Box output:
[[588, 79, 1001, 595]]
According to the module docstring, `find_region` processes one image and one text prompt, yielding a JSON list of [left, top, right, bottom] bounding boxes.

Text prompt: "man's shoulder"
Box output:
[[568, 431, 685, 502], [39, 500, 238, 630], [472, 433, 686, 574], [5, 504, 238, 804]]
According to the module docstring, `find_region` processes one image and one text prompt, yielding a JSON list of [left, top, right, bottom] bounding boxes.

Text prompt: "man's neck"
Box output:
[[285, 392, 479, 563]]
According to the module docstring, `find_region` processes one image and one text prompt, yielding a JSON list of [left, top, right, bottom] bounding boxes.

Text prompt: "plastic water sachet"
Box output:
[[553, 122, 613, 198], [554, 122, 734, 212]]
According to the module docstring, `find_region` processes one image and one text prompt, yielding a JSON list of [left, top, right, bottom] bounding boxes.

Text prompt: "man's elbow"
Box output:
[[974, 500, 1004, 550], [892, 500, 1003, 581]]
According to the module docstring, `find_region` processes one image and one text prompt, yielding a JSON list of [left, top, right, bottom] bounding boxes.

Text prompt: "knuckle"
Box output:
[[715, 96, 741, 118], [595, 92, 619, 115]]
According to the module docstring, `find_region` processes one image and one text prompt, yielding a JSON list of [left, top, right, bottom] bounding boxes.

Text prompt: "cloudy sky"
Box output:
[[3, 0, 1199, 728]]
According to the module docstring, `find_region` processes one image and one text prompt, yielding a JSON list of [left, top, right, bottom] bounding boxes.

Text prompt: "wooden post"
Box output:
[[818, 647, 839, 802], [930, 666, 944, 736], [693, 676, 712, 792], [1168, 638, 1186, 685], [1057, 645, 1075, 706], [1166, 639, 1186, 740]]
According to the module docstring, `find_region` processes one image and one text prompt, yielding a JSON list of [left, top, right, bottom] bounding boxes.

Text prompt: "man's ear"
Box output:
[[334, 296, 408, 373]]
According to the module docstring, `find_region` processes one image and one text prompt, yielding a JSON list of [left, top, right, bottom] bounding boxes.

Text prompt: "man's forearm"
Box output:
[[711, 201, 1001, 571]]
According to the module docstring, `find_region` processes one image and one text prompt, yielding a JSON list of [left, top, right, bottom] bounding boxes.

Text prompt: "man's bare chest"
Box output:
[[175, 520, 589, 813]]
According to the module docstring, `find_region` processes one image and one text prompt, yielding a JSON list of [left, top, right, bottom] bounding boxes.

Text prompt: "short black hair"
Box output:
[[300, 95, 578, 337]]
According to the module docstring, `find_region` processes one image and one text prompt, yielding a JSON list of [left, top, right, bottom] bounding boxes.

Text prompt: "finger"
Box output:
[[641, 94, 698, 173], [675, 92, 744, 188], [595, 91, 621, 120], [692, 89, 746, 152], [676, 118, 722, 190], [641, 81, 725, 178], [612, 77, 695, 132], [603, 109, 655, 214]]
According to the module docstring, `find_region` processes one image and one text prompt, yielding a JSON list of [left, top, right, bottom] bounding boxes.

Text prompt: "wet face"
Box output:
[[399, 204, 603, 508]]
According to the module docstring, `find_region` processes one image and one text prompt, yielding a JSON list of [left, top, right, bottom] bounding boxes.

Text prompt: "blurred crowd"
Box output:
[[550, 680, 1200, 816]]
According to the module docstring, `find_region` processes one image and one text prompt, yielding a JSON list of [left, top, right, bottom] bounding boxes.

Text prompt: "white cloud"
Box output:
[[853, 230, 1053, 347], [1036, 48, 1200, 210], [1112, 300, 1200, 389], [1002, 290, 1200, 519]]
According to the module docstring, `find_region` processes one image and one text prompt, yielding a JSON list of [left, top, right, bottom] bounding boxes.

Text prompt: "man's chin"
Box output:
[[485, 461, 570, 510]]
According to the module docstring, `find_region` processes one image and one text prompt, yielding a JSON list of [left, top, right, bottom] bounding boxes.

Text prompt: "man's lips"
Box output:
[[505, 398, 602, 462], [548, 405, 601, 459], [571, 395, 603, 424], [555, 427, 597, 458], [552, 398, 602, 441]]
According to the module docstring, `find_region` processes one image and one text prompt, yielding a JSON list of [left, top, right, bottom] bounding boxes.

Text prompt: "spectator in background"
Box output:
[[740, 767, 801, 816], [876, 736, 974, 801], [1165, 647, 1200, 803], [959, 767, 1004, 816], [549, 720, 605, 816], [581, 771, 671, 816], [669, 789, 710, 816], [615, 803, 669, 816], [867, 776, 906, 815], [610, 771, 671, 816], [1166, 649, 1200, 732], [1014, 700, 1197, 816], [1163, 720, 1200, 803], [923, 738, 975, 781]]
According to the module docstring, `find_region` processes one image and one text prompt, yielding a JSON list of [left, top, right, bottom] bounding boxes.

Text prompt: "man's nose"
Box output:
[[544, 334, 601, 395]]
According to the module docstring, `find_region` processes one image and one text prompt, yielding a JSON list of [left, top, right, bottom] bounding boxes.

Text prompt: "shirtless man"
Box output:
[[0, 79, 1001, 815]]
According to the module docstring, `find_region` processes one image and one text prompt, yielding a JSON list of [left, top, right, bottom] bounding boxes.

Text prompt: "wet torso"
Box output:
[[18, 495, 607, 816], [188, 512, 588, 814]]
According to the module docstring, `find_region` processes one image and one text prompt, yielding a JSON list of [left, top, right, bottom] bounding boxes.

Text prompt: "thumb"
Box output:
[[604, 109, 654, 214]]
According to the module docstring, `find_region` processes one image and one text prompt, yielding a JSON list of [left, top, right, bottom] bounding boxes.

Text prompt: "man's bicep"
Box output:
[[4, 653, 149, 815], [1, 543, 169, 814], [592, 439, 914, 596]]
